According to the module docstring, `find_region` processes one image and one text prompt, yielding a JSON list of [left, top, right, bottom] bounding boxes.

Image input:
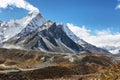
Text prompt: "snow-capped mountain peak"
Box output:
[[17, 12, 45, 36], [0, 12, 45, 42], [4, 21, 110, 54], [0, 12, 110, 54], [28, 10, 40, 17], [17, 11, 45, 28]]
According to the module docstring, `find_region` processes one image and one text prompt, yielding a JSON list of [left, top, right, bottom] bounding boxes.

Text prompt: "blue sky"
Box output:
[[0, 0, 120, 33]]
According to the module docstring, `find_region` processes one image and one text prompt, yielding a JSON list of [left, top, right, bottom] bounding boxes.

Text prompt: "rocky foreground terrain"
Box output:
[[0, 48, 119, 80]]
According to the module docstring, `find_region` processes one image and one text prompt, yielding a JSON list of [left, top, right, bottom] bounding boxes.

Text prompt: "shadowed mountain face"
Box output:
[[4, 20, 109, 54], [0, 11, 109, 54], [4, 21, 84, 53]]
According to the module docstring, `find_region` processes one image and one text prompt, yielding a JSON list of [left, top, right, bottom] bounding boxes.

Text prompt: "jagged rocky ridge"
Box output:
[[0, 11, 110, 54], [3, 20, 109, 54]]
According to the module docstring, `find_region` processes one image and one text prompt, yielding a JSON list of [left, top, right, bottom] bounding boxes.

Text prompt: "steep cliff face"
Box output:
[[0, 11, 110, 54], [4, 21, 83, 53], [4, 20, 109, 54]]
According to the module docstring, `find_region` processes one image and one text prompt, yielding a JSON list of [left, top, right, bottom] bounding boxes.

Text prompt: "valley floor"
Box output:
[[0, 48, 120, 80]]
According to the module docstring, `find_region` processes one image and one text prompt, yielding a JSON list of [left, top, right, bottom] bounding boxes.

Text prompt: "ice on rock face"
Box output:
[[17, 12, 45, 37], [62, 25, 86, 46], [0, 11, 45, 42]]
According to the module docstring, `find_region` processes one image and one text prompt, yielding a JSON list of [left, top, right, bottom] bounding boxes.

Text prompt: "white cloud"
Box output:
[[0, 0, 39, 13], [116, 0, 120, 9], [116, 4, 120, 9], [67, 23, 120, 54]]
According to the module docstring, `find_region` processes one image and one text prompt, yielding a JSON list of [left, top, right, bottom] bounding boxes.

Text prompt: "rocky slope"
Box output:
[[3, 20, 110, 54], [0, 11, 110, 54], [0, 48, 116, 80]]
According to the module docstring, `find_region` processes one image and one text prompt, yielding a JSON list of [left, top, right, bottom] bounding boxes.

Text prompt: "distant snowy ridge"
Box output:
[[67, 23, 120, 54], [102, 46, 120, 54]]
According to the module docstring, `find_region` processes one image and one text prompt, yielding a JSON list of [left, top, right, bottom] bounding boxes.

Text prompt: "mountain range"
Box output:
[[0, 11, 111, 54]]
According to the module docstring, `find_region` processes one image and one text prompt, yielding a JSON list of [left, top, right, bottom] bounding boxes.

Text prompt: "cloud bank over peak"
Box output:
[[67, 23, 120, 54], [0, 0, 39, 13]]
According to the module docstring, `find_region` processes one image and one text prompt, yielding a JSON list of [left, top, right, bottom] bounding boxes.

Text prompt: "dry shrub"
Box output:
[[70, 63, 97, 75], [99, 62, 120, 80], [29, 66, 76, 79], [5, 61, 17, 66], [81, 55, 112, 67], [0, 59, 5, 64], [0, 66, 76, 80]]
